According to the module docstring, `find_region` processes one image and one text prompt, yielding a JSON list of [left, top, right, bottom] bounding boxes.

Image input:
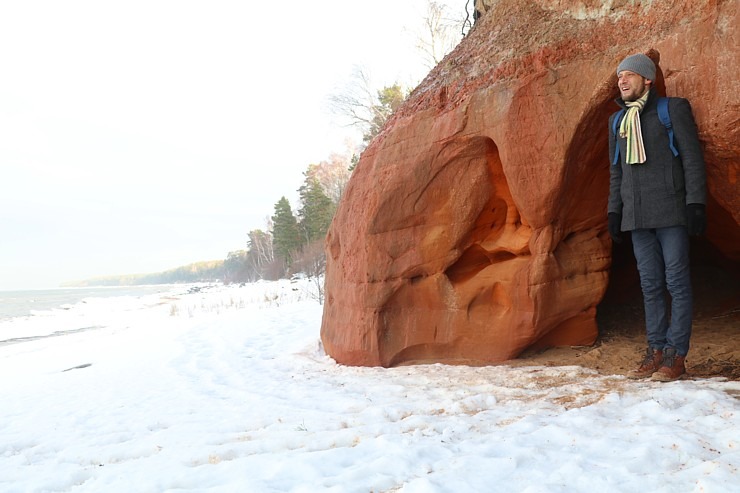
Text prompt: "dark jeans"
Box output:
[[631, 226, 692, 356]]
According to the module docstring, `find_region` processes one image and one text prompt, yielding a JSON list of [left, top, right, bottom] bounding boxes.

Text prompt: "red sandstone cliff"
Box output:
[[321, 0, 739, 367]]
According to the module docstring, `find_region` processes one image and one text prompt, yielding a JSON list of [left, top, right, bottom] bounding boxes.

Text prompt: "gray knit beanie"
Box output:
[[617, 53, 656, 81]]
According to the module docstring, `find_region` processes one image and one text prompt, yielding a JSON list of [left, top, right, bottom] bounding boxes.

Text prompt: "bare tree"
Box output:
[[245, 229, 274, 280], [328, 66, 381, 135], [416, 1, 466, 69], [304, 153, 353, 204], [249, 229, 274, 266], [327, 3, 467, 149]]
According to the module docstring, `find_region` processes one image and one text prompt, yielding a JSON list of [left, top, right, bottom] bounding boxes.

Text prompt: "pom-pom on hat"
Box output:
[[617, 53, 656, 81]]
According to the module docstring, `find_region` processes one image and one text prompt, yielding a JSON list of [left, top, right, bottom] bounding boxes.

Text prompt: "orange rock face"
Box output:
[[321, 0, 739, 367]]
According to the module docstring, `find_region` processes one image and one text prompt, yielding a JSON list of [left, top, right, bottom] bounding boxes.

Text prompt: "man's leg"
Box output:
[[657, 225, 692, 356], [631, 229, 668, 350]]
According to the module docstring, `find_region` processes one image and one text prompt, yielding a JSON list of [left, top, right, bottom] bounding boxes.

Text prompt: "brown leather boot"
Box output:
[[652, 348, 686, 382], [628, 347, 663, 379]]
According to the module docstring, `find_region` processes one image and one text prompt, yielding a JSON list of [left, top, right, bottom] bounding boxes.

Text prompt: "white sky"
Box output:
[[0, 0, 467, 290]]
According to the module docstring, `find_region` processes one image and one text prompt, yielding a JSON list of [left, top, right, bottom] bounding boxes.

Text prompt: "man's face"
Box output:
[[617, 70, 650, 101]]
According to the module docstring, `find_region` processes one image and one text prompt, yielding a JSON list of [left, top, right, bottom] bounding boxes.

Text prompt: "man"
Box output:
[[607, 53, 707, 382]]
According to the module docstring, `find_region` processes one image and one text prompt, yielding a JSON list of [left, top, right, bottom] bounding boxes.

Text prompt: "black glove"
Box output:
[[686, 203, 706, 236], [608, 212, 622, 243]]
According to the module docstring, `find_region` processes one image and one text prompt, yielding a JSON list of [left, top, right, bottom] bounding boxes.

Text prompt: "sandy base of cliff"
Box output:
[[513, 285, 740, 381]]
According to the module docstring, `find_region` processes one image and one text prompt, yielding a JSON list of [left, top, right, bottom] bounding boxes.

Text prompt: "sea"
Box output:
[[0, 285, 178, 322]]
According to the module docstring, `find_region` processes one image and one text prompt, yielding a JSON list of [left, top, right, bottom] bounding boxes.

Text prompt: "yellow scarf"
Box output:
[[619, 90, 650, 164]]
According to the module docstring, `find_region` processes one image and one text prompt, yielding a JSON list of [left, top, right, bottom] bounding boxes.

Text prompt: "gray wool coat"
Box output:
[[608, 87, 707, 231]]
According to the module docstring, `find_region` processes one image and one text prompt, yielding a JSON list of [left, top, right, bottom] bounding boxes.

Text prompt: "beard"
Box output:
[[621, 82, 649, 102]]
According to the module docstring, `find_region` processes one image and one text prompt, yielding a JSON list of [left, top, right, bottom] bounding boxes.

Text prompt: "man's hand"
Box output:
[[686, 203, 706, 236]]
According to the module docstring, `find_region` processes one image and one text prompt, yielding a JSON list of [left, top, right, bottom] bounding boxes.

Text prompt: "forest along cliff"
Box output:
[[321, 0, 739, 367]]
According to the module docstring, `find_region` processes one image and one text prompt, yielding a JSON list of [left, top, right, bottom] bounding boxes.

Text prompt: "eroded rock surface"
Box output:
[[321, 0, 739, 367]]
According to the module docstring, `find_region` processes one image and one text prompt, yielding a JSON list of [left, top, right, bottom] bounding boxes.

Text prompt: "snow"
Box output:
[[1, 280, 739, 492]]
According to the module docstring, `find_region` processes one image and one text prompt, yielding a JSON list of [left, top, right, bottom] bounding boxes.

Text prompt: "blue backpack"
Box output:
[[611, 97, 680, 165]]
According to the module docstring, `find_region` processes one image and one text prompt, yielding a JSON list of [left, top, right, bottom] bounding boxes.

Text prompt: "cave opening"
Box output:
[[597, 234, 739, 342], [564, 70, 739, 360]]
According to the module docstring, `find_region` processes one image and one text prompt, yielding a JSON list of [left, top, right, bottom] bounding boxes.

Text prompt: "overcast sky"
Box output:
[[0, 0, 467, 290]]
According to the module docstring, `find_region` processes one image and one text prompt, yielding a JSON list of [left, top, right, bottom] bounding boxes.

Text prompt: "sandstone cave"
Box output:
[[320, 0, 738, 374]]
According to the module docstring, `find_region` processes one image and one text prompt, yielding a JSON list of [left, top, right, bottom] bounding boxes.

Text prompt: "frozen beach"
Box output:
[[1, 280, 739, 492]]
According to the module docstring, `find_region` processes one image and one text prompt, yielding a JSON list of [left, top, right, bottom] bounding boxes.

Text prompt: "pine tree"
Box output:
[[298, 176, 335, 243], [223, 250, 250, 283], [271, 197, 301, 265], [348, 153, 359, 172]]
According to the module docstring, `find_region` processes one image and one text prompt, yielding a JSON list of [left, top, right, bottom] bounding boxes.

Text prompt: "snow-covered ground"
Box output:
[[1, 280, 738, 492]]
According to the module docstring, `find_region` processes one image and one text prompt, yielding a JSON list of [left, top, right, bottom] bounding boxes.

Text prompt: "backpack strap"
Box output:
[[611, 109, 626, 165], [657, 97, 680, 157]]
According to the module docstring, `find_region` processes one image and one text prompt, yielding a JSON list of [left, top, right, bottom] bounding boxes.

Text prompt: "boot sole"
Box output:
[[627, 373, 655, 379], [651, 372, 687, 382]]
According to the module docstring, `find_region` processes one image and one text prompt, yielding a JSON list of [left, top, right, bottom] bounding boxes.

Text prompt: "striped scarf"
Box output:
[[619, 90, 650, 164]]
